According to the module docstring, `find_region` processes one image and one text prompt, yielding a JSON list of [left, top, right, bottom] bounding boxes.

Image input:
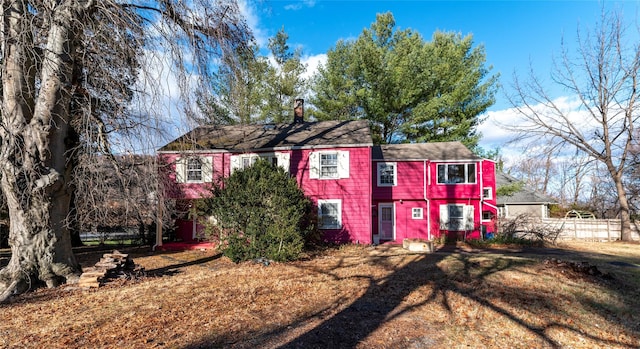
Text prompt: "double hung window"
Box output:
[[175, 156, 213, 183], [186, 158, 203, 182], [320, 153, 339, 178], [377, 162, 396, 186], [309, 151, 349, 179], [318, 200, 342, 229], [440, 204, 474, 231]]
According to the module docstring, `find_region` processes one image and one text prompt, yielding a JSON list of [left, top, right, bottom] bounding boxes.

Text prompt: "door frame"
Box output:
[[378, 203, 395, 241]]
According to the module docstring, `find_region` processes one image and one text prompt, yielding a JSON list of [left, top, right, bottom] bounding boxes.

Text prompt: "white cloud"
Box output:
[[284, 0, 316, 11], [479, 95, 591, 148], [478, 94, 601, 167], [301, 53, 327, 79], [238, 0, 268, 47], [478, 108, 519, 150]]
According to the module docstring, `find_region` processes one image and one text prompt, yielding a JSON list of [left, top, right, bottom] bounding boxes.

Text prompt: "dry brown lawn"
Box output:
[[0, 241, 639, 349]]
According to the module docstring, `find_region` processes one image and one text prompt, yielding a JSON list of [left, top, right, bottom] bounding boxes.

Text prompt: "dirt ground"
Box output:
[[0, 241, 639, 348]]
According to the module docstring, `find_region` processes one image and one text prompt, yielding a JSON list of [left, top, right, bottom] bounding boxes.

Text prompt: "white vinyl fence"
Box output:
[[538, 218, 640, 241]]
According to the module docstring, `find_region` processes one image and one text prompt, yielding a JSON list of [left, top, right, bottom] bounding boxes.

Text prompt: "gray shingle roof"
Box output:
[[372, 142, 481, 161], [158, 120, 373, 152], [496, 172, 556, 205]]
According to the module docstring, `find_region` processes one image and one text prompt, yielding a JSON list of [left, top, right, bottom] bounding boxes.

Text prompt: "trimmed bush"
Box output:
[[197, 159, 316, 262]]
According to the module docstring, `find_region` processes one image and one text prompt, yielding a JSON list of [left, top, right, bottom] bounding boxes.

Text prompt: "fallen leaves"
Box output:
[[0, 242, 638, 348]]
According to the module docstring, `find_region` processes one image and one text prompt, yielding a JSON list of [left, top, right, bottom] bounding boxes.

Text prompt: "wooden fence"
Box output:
[[535, 218, 640, 241]]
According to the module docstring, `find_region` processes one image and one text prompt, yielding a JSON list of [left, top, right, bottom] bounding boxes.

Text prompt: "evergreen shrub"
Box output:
[[197, 159, 317, 262]]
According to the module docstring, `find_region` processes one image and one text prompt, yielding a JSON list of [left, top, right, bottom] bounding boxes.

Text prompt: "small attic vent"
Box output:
[[263, 124, 276, 131]]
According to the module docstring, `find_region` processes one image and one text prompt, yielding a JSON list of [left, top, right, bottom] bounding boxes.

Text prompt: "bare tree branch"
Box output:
[[503, 6, 638, 241]]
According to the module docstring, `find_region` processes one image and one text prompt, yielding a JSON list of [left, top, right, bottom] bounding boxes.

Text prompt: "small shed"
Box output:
[[496, 172, 555, 219]]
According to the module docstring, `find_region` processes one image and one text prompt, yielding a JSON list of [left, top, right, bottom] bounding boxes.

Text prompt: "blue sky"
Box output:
[[240, 0, 640, 150]]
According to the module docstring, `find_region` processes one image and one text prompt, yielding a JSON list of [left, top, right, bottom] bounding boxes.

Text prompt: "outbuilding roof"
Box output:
[[496, 172, 556, 205], [158, 120, 373, 152], [372, 142, 482, 161]]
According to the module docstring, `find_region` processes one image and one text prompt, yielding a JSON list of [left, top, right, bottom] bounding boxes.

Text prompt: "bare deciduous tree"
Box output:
[[0, 0, 251, 301], [555, 152, 592, 207], [507, 141, 560, 195], [505, 8, 639, 241]]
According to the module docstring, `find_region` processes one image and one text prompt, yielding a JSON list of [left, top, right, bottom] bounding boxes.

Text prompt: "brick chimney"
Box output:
[[293, 98, 304, 123]]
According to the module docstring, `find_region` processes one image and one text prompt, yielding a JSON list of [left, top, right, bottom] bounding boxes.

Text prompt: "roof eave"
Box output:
[[157, 142, 374, 154]]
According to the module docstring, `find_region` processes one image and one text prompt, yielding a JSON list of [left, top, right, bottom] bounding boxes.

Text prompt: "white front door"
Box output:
[[379, 203, 395, 240]]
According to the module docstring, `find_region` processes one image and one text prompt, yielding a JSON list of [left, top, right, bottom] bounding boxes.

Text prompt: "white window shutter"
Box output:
[[465, 205, 475, 231], [276, 152, 290, 173], [309, 152, 319, 179], [230, 155, 241, 173], [175, 157, 186, 183], [439, 204, 449, 230], [338, 151, 350, 178], [201, 156, 213, 183]]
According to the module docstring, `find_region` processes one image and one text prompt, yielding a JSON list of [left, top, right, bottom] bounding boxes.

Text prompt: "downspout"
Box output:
[[369, 147, 373, 244], [424, 160, 430, 240], [479, 160, 484, 240]]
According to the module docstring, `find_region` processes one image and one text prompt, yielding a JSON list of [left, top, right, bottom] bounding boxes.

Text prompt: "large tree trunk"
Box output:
[[613, 174, 633, 241], [0, 2, 84, 302]]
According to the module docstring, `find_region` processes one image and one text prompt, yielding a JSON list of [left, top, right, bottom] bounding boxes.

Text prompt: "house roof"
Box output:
[[158, 120, 373, 152], [496, 172, 556, 205], [372, 142, 482, 161]]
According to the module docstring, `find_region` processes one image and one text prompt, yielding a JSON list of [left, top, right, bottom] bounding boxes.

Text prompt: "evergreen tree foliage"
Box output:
[[197, 43, 270, 125], [196, 27, 307, 125], [262, 28, 308, 123], [311, 12, 498, 146], [198, 159, 316, 262]]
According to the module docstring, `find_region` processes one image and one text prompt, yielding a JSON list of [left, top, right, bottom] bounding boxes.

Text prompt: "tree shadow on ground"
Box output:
[[146, 253, 223, 276], [182, 243, 640, 349], [275, 244, 569, 349], [1, 247, 221, 306]]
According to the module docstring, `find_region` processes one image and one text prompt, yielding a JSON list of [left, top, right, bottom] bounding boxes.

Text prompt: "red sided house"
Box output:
[[372, 143, 498, 243], [157, 119, 497, 247]]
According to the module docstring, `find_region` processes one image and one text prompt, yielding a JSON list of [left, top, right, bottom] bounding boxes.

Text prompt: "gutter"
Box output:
[[157, 142, 375, 155], [424, 160, 431, 240], [483, 201, 499, 210]]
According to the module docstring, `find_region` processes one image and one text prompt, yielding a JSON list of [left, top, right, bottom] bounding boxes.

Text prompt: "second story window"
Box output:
[[309, 151, 350, 179], [186, 158, 203, 182], [320, 153, 338, 178], [231, 152, 291, 173], [175, 156, 213, 183], [437, 163, 476, 184], [377, 162, 396, 186], [241, 155, 258, 169]]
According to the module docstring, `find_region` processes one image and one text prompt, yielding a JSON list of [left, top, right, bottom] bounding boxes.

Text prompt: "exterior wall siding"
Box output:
[[480, 160, 498, 234], [372, 160, 429, 242], [426, 160, 497, 240], [160, 153, 216, 200], [161, 147, 373, 244], [294, 147, 372, 244], [371, 200, 429, 242], [161, 146, 497, 245], [371, 159, 498, 242], [429, 199, 482, 240], [372, 161, 426, 201]]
